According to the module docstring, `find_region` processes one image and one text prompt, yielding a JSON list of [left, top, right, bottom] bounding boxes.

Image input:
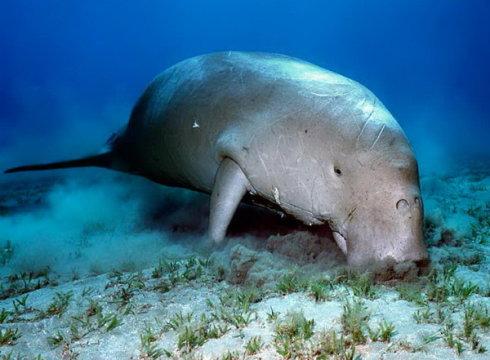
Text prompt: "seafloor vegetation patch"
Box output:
[[0, 268, 53, 300], [0, 164, 488, 359], [0, 328, 21, 346], [334, 270, 379, 299], [244, 335, 263, 355], [340, 298, 370, 345], [276, 272, 309, 295], [273, 311, 315, 358]]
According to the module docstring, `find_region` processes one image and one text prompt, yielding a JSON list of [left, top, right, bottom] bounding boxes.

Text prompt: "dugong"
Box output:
[[5, 52, 428, 269]]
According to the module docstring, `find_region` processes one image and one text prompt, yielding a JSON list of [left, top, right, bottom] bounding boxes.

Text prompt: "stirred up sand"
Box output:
[[0, 160, 488, 359]]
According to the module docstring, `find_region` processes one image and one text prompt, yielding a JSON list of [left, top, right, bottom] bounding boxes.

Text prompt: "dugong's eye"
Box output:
[[334, 167, 342, 176]]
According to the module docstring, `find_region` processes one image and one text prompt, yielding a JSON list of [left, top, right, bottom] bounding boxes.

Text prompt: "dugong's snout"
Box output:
[[336, 190, 429, 274]]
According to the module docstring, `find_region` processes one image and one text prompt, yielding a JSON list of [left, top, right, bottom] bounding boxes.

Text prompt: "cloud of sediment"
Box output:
[[0, 172, 206, 279]]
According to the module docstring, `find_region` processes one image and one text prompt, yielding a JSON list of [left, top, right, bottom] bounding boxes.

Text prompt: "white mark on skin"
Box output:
[[310, 186, 315, 214], [359, 97, 377, 118], [192, 121, 200, 128], [356, 118, 371, 143], [311, 92, 330, 97], [310, 176, 322, 214], [357, 96, 367, 112], [272, 186, 281, 205], [282, 165, 300, 172], [356, 98, 377, 144], [369, 124, 386, 150], [257, 152, 271, 183]]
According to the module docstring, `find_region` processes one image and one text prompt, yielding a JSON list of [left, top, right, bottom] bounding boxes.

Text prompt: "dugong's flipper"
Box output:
[[209, 158, 250, 243]]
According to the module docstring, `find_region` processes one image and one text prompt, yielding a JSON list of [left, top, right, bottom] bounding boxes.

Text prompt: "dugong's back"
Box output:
[[116, 52, 360, 193]]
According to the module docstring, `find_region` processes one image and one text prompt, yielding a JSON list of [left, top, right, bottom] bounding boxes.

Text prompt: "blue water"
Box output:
[[1, 0, 489, 171], [0, 3, 489, 358]]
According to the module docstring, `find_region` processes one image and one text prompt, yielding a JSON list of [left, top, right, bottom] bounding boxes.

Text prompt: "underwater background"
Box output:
[[0, 1, 489, 359]]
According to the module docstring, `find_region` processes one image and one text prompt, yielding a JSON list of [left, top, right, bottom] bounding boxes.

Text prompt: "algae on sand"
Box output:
[[0, 163, 488, 359]]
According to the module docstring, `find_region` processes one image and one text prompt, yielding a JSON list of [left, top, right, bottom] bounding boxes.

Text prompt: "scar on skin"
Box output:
[[356, 98, 377, 144], [347, 207, 357, 222], [369, 124, 386, 150], [311, 92, 330, 97], [356, 118, 371, 143], [272, 186, 281, 205]]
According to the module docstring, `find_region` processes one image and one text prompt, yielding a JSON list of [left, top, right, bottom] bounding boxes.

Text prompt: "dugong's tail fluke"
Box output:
[[4, 152, 113, 174]]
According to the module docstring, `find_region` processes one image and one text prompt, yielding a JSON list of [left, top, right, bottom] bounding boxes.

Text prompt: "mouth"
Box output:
[[332, 231, 347, 255]]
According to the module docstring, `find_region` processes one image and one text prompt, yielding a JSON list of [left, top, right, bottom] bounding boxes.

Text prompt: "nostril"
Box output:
[[396, 198, 409, 211]]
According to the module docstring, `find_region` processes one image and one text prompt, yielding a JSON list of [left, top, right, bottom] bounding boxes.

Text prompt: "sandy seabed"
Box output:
[[0, 160, 488, 360]]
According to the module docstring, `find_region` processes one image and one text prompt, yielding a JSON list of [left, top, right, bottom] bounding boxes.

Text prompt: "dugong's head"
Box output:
[[236, 80, 428, 271], [313, 92, 428, 270], [323, 112, 428, 269]]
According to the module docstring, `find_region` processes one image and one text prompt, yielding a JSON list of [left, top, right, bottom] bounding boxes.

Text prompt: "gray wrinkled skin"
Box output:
[[113, 52, 427, 268], [7, 52, 428, 269]]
